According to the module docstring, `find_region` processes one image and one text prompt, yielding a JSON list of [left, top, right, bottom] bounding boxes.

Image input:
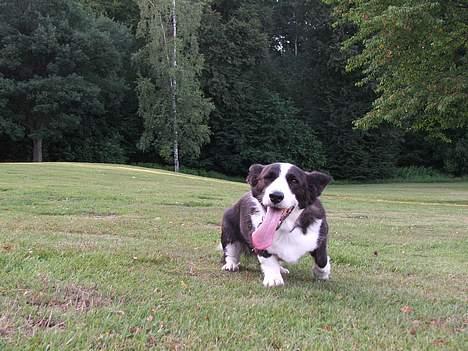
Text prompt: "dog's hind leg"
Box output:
[[221, 208, 242, 272]]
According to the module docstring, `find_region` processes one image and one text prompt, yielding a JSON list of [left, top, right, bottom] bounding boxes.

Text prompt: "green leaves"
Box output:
[[134, 0, 213, 165], [0, 0, 134, 161], [330, 0, 468, 139]]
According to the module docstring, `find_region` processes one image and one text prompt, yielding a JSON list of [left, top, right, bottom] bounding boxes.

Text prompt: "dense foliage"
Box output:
[[197, 1, 327, 175], [0, 0, 466, 179], [328, 0, 468, 140], [79, 0, 139, 29], [0, 0, 135, 162]]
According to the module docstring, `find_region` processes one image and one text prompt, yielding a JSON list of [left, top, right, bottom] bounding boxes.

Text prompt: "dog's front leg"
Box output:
[[311, 244, 331, 280], [222, 242, 242, 271], [313, 255, 331, 280], [258, 255, 284, 287]]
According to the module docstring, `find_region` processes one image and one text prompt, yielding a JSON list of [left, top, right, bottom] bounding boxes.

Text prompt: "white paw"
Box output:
[[313, 269, 330, 280], [279, 266, 290, 274], [263, 274, 284, 287], [222, 262, 239, 272], [313, 256, 331, 280]]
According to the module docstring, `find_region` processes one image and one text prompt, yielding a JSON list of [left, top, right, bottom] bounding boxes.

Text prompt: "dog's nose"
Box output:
[[269, 191, 284, 204]]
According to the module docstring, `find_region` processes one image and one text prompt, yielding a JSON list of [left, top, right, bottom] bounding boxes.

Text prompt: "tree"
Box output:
[[198, 1, 325, 175], [267, 0, 400, 179], [134, 0, 213, 172], [79, 0, 140, 28], [0, 0, 133, 162], [328, 0, 468, 140]]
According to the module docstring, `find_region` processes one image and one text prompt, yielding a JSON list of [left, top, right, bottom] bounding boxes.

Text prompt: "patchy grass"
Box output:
[[0, 162, 467, 350]]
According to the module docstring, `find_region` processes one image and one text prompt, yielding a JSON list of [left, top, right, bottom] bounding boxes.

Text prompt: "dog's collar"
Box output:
[[276, 206, 295, 230], [252, 248, 272, 258]]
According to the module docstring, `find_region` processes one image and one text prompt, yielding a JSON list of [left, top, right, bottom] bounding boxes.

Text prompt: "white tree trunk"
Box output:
[[171, 0, 179, 172], [32, 138, 43, 162], [293, 9, 298, 57]]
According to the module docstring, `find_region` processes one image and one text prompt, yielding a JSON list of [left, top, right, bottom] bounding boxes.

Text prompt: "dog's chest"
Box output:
[[249, 197, 322, 263], [268, 217, 322, 263]]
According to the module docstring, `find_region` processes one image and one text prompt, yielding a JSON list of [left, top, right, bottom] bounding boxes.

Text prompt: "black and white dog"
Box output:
[[221, 163, 332, 287]]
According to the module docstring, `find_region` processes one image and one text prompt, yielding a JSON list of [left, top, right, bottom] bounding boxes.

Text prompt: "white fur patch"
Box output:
[[258, 255, 284, 287], [250, 195, 265, 230], [313, 255, 331, 280], [279, 265, 290, 275], [222, 242, 242, 271], [268, 218, 323, 263], [262, 163, 298, 209]]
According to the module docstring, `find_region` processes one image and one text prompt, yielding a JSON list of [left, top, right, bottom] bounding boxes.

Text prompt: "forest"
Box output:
[[0, 0, 467, 179]]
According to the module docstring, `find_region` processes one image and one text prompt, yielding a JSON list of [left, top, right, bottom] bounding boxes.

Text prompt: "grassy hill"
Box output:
[[0, 163, 467, 350]]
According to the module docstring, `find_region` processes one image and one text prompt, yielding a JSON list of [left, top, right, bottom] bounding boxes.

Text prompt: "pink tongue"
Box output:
[[252, 207, 284, 250]]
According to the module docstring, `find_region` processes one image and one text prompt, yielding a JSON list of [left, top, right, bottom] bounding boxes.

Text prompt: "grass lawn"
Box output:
[[0, 162, 467, 350]]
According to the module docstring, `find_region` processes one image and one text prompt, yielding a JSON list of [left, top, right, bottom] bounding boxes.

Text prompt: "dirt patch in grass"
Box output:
[[162, 201, 215, 208], [1, 311, 66, 340], [1, 282, 115, 340], [204, 221, 221, 230], [0, 315, 15, 339], [1, 243, 14, 252], [92, 215, 119, 220], [163, 335, 186, 351], [24, 312, 66, 335], [197, 195, 222, 200], [25, 279, 113, 313], [82, 212, 119, 220], [146, 334, 158, 348]]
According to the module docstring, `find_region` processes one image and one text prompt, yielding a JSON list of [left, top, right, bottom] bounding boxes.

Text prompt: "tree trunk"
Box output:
[[172, 76, 179, 172], [293, 9, 298, 57], [171, 0, 179, 172], [32, 138, 43, 162]]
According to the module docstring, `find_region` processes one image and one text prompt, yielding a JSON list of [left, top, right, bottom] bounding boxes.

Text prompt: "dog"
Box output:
[[220, 162, 332, 287]]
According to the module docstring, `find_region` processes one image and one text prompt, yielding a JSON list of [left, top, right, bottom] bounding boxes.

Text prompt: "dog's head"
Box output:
[[247, 162, 332, 250], [247, 162, 332, 210]]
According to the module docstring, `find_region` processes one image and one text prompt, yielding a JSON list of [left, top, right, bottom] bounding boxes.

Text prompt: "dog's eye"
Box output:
[[288, 177, 298, 184]]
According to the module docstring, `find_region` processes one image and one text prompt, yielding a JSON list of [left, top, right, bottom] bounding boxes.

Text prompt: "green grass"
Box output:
[[133, 162, 245, 183], [0, 162, 467, 350]]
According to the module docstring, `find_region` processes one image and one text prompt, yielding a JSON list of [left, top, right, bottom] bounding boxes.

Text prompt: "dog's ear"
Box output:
[[307, 171, 332, 197], [246, 164, 264, 187]]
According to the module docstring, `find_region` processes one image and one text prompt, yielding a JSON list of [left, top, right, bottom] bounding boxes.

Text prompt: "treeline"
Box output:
[[0, 0, 466, 179]]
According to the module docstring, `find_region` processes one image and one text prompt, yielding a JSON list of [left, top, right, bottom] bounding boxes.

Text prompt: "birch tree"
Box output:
[[134, 0, 213, 171]]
